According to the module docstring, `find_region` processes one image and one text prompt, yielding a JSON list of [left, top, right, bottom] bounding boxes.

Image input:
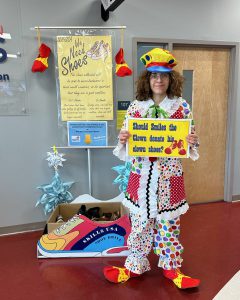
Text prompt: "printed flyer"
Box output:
[[57, 36, 113, 121], [127, 118, 191, 158], [67, 121, 107, 147]]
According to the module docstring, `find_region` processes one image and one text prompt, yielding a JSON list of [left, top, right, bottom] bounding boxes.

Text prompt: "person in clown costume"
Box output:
[[103, 48, 201, 289]]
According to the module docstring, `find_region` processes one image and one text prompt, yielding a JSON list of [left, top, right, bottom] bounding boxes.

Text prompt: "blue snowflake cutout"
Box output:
[[36, 171, 74, 215], [112, 161, 131, 193]]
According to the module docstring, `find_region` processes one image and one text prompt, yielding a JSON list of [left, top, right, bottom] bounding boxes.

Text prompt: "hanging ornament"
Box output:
[[31, 27, 51, 73], [46, 145, 66, 170], [36, 146, 75, 214], [115, 28, 132, 77]]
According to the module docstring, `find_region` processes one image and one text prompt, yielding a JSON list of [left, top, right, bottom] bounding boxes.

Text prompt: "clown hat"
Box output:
[[140, 48, 177, 72]]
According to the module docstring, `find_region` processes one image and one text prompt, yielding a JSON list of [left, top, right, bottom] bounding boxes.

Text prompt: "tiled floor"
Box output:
[[1, 201, 240, 300]]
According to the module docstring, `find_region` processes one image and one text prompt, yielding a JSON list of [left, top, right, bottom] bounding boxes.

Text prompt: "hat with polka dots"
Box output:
[[140, 48, 177, 72]]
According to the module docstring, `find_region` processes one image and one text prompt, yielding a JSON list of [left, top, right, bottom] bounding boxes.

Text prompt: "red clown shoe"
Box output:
[[32, 43, 51, 73], [115, 48, 132, 77], [103, 266, 140, 283], [163, 268, 200, 289]]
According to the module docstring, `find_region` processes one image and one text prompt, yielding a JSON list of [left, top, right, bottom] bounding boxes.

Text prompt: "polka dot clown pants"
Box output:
[[124, 214, 183, 274]]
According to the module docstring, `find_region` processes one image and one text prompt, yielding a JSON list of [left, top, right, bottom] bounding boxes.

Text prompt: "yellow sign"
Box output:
[[117, 100, 131, 130], [57, 36, 113, 121], [127, 118, 191, 158], [117, 110, 126, 130]]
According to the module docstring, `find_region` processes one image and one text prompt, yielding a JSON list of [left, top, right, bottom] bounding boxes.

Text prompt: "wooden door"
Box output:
[[172, 46, 230, 203]]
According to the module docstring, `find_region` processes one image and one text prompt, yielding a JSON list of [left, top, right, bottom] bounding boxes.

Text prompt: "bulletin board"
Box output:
[[0, 0, 28, 116], [56, 35, 113, 122]]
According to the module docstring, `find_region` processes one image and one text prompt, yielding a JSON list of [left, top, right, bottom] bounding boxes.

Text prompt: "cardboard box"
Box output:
[[37, 202, 131, 258], [46, 202, 128, 233]]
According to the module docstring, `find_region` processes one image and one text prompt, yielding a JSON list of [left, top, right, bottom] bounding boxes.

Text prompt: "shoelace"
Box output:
[[55, 215, 79, 234]]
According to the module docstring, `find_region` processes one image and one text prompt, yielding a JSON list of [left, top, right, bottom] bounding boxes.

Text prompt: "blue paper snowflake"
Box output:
[[112, 162, 131, 193], [36, 171, 74, 215]]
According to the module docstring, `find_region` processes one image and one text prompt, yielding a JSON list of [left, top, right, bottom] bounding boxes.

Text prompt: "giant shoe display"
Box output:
[[37, 199, 131, 258]]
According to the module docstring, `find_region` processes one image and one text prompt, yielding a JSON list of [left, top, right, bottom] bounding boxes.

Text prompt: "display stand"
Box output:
[[33, 25, 127, 196], [53, 146, 115, 196], [31, 26, 126, 30]]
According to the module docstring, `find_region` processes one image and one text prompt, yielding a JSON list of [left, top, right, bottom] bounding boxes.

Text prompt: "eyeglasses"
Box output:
[[150, 73, 169, 80]]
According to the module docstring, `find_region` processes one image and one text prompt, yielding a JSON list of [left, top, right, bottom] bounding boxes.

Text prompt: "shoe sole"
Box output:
[[37, 242, 130, 258], [180, 285, 200, 289]]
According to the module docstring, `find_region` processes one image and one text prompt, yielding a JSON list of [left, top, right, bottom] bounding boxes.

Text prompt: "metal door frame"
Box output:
[[133, 38, 239, 203]]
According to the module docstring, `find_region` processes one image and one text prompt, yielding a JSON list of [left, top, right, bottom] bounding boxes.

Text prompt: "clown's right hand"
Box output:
[[118, 130, 131, 144]]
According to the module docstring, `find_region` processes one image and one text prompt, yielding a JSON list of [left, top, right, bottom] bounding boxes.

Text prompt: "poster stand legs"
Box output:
[[87, 148, 92, 196]]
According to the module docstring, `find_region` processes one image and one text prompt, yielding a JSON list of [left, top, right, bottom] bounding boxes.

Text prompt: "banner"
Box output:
[[57, 36, 113, 121], [127, 118, 191, 158]]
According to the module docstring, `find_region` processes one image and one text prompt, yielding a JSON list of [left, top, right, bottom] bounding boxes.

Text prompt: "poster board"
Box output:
[[56, 35, 113, 121], [126, 118, 191, 158], [53, 29, 121, 147]]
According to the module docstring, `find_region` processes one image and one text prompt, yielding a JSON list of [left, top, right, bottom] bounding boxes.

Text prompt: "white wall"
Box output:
[[0, 0, 240, 228]]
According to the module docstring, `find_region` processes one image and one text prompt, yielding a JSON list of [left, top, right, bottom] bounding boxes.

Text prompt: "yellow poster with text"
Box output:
[[57, 36, 113, 121], [127, 118, 191, 158]]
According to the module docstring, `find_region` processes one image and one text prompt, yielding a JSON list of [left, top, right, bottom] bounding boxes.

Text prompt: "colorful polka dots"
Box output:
[[125, 215, 183, 274], [120, 98, 193, 224], [171, 108, 184, 119], [153, 217, 183, 269], [126, 172, 140, 202], [170, 176, 186, 205], [124, 214, 154, 274], [117, 98, 194, 274]]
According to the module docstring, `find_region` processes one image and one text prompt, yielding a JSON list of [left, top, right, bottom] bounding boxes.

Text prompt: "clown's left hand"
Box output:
[[186, 130, 199, 148]]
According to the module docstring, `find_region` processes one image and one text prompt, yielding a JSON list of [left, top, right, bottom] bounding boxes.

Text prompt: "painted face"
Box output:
[[149, 72, 170, 96]]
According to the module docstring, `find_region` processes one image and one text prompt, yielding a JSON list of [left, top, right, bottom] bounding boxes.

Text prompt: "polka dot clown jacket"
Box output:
[[113, 97, 199, 223]]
